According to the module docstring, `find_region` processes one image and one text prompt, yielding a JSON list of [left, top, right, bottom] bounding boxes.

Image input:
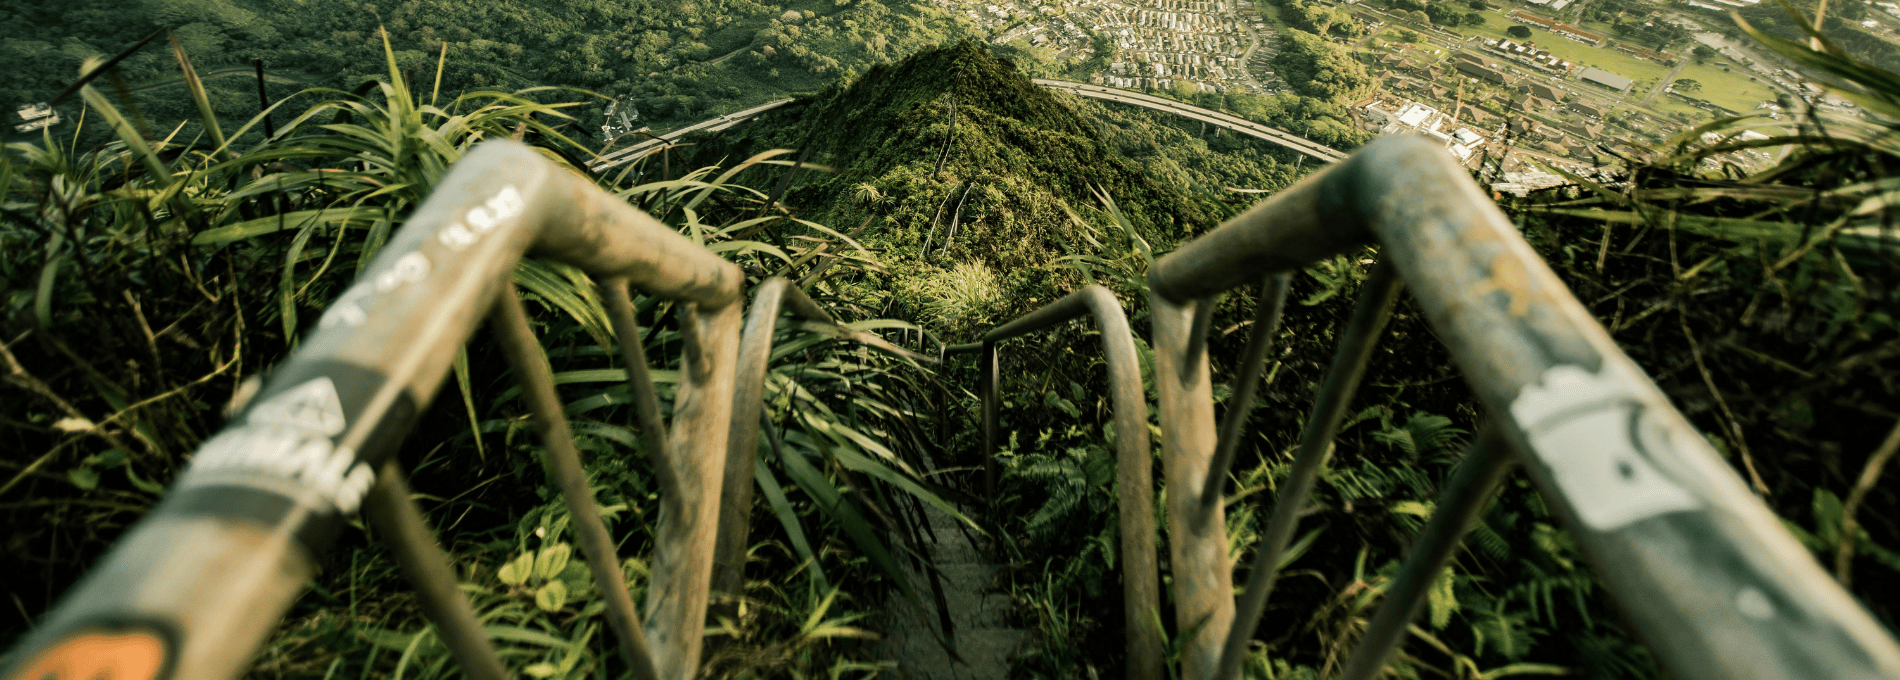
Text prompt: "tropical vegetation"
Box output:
[[1, 2, 1899, 680]]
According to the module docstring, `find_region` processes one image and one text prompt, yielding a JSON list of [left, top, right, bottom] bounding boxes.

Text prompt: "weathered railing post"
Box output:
[[1147, 292, 1234, 680], [1149, 133, 1900, 680], [952, 285, 1164, 680], [711, 278, 839, 608]]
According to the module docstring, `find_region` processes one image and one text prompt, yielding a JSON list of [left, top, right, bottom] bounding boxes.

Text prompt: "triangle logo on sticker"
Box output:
[[248, 377, 347, 436]]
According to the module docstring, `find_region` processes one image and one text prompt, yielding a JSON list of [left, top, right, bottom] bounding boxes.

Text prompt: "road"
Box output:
[[1638, 59, 1689, 105], [588, 79, 1351, 172], [588, 98, 798, 171], [1033, 79, 1349, 162], [126, 67, 306, 94]]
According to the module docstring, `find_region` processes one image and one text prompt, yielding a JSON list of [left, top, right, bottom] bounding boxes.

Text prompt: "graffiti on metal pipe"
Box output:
[[1509, 365, 1702, 531], [5, 626, 171, 680], [184, 376, 376, 514], [319, 251, 433, 329], [435, 184, 525, 250], [317, 185, 521, 330]]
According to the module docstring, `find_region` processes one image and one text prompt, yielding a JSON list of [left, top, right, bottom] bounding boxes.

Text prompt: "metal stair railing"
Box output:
[[0, 139, 895, 680], [951, 133, 1900, 680], [945, 284, 1165, 680], [711, 277, 931, 605]]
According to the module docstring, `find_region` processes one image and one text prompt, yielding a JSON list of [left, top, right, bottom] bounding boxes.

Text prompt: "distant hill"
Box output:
[[684, 41, 1307, 334]]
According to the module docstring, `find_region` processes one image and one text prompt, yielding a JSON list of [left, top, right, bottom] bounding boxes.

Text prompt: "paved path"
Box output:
[[872, 484, 1023, 678], [1035, 79, 1349, 162], [1638, 59, 1688, 106]]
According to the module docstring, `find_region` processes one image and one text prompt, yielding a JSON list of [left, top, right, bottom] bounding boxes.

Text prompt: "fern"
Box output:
[[1372, 412, 1469, 457]]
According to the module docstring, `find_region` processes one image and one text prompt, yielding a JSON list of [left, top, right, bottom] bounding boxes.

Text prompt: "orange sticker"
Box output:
[[8, 629, 167, 680]]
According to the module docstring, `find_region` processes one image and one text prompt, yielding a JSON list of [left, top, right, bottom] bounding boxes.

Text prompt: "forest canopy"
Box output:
[[1270, 29, 1375, 104]]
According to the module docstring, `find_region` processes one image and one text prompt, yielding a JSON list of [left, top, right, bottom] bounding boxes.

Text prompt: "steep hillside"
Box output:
[[687, 41, 1308, 336]]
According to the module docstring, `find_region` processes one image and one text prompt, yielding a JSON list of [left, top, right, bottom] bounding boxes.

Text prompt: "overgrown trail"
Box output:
[[874, 490, 1024, 679]]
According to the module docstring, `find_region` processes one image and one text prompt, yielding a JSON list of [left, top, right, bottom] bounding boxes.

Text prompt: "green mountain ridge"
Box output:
[[687, 41, 1303, 335]]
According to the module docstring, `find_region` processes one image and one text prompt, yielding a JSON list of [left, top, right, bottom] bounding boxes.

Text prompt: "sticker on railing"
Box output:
[[1509, 364, 1701, 532], [185, 377, 376, 514], [6, 627, 169, 680], [436, 184, 525, 251], [319, 251, 433, 329]]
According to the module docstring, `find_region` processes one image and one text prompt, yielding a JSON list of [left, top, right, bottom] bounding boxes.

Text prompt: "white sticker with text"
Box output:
[[1510, 365, 1701, 532], [436, 185, 525, 251], [187, 377, 376, 514]]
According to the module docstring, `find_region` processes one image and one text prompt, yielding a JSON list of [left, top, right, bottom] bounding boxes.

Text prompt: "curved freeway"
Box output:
[[588, 80, 1348, 172], [1033, 80, 1348, 163], [589, 98, 796, 171]]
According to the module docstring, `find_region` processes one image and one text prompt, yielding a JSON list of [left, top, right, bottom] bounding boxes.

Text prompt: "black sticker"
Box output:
[[163, 360, 418, 556]]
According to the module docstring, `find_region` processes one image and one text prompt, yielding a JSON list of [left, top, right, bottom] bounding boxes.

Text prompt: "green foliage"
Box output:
[[897, 260, 1005, 337], [0, 0, 987, 147], [1276, 0, 1366, 39], [1384, 0, 1470, 26], [1735, 0, 1900, 64], [0, 36, 959, 679], [1271, 30, 1376, 104]]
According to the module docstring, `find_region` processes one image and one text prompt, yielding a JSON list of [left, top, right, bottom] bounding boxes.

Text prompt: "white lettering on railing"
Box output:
[[318, 185, 521, 329], [1510, 364, 1701, 532], [437, 185, 524, 250], [186, 377, 377, 514]]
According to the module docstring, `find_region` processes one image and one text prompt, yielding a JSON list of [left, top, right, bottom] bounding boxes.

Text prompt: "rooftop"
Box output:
[[1577, 67, 1633, 91]]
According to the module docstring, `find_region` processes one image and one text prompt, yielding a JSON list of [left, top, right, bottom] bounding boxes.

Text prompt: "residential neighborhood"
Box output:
[[971, 0, 1868, 178]]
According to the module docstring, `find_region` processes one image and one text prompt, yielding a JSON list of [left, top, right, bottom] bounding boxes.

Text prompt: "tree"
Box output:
[[1466, 12, 1485, 25], [1271, 30, 1376, 104], [1467, 0, 1488, 8], [1693, 45, 1717, 63], [1674, 78, 1701, 92], [1507, 25, 1532, 39], [1396, 28, 1420, 42]]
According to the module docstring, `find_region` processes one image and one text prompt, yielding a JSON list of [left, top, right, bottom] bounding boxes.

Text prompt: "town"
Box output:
[[963, 0, 1870, 185]]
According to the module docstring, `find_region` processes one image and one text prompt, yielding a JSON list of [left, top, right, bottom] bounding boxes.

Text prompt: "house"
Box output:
[[1461, 107, 1498, 127], [1570, 101, 1604, 118], [1455, 61, 1516, 86], [1524, 81, 1562, 101], [1577, 67, 1634, 93], [1563, 121, 1605, 139]]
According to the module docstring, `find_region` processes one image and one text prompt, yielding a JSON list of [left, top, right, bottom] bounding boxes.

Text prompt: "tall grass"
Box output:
[[1, 28, 957, 679]]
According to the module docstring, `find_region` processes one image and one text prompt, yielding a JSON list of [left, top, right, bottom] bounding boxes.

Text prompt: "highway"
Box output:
[[588, 80, 1349, 172], [1033, 79, 1349, 163], [589, 98, 797, 171]]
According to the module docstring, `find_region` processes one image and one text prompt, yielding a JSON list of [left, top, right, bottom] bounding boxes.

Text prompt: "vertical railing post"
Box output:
[[642, 299, 744, 677], [1149, 292, 1233, 680], [1214, 257, 1402, 680], [711, 279, 837, 611], [979, 340, 1000, 499], [361, 461, 511, 680], [1337, 425, 1517, 680], [492, 285, 662, 680]]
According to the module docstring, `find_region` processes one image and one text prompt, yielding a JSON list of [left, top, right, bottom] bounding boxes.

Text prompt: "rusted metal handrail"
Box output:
[[1214, 256, 1402, 680], [0, 139, 744, 680], [1147, 134, 1900, 680], [711, 277, 839, 604], [946, 284, 1163, 680]]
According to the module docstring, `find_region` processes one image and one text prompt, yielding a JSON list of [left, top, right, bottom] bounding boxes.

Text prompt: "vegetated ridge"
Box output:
[[688, 40, 1309, 337]]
